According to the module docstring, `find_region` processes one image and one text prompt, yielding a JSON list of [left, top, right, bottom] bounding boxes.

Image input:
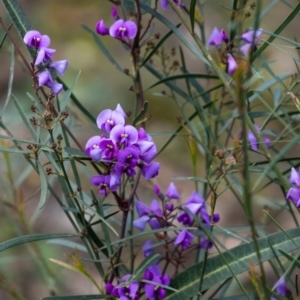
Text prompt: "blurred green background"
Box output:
[[0, 0, 299, 299]]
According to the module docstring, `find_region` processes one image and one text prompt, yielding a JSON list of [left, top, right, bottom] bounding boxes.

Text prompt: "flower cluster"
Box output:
[[248, 124, 271, 151], [207, 27, 262, 75], [85, 104, 160, 197], [23, 30, 68, 95], [96, 7, 137, 40], [133, 182, 219, 250], [105, 241, 170, 300], [286, 167, 300, 207]]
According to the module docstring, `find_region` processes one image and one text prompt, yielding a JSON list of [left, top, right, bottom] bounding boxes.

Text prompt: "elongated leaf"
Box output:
[[13, 95, 36, 139], [251, 3, 300, 61], [0, 146, 28, 154], [147, 73, 218, 91], [0, 233, 79, 252], [165, 227, 300, 300], [1, 0, 32, 38], [190, 0, 197, 32], [131, 253, 161, 280], [37, 162, 49, 209], [42, 295, 109, 300]]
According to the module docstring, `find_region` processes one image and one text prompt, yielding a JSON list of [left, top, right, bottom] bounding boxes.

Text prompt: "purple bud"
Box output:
[[227, 54, 237, 75], [221, 29, 229, 43], [165, 203, 174, 212], [207, 27, 223, 47], [49, 60, 68, 75], [111, 6, 118, 19], [153, 184, 161, 196], [96, 20, 109, 36], [166, 182, 180, 199]]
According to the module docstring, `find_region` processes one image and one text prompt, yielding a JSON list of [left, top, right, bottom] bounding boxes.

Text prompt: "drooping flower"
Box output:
[[227, 54, 237, 75], [174, 230, 194, 250], [90, 174, 111, 197], [241, 28, 263, 44], [160, 0, 184, 10], [49, 60, 68, 75], [133, 199, 163, 231], [248, 124, 271, 151], [109, 19, 137, 40], [143, 265, 170, 300], [286, 167, 300, 207], [117, 274, 139, 300], [166, 182, 180, 199], [35, 47, 56, 65], [142, 162, 160, 180], [135, 128, 157, 163], [36, 70, 63, 95], [96, 20, 109, 36], [143, 240, 155, 258], [207, 27, 223, 47], [85, 135, 102, 161]]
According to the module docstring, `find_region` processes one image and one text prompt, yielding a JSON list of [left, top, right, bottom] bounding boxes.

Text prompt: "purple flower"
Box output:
[[85, 136, 102, 161], [221, 29, 229, 43], [135, 128, 157, 163], [227, 54, 237, 75], [97, 108, 125, 133], [23, 30, 50, 49], [248, 124, 271, 151], [115, 146, 139, 177], [165, 203, 174, 212], [115, 104, 127, 118], [133, 199, 163, 231], [99, 137, 118, 163], [143, 265, 170, 300], [105, 283, 118, 297], [286, 167, 300, 207], [240, 43, 252, 57], [110, 124, 138, 147], [90, 174, 111, 197], [241, 28, 263, 44], [35, 47, 56, 65], [166, 182, 180, 199], [143, 240, 154, 258], [142, 162, 160, 180], [117, 274, 139, 300], [109, 19, 137, 40], [174, 230, 194, 250], [160, 0, 184, 10], [272, 277, 290, 297], [96, 20, 109, 36], [36, 70, 63, 95], [199, 236, 213, 249], [207, 27, 223, 47], [49, 60, 68, 75]]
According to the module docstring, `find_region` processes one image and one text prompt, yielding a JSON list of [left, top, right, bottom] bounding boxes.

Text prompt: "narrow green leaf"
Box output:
[[147, 73, 218, 91], [140, 2, 207, 64], [1, 0, 32, 38], [251, 3, 300, 61], [165, 227, 300, 300], [13, 95, 36, 139], [0, 146, 28, 154], [0, 233, 79, 252], [81, 24, 123, 73], [190, 0, 197, 32], [37, 162, 49, 210], [122, 0, 136, 14], [53, 71, 81, 124], [133, 101, 148, 125], [1, 44, 14, 118]]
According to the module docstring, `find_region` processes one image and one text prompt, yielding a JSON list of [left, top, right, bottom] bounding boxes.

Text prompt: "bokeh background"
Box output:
[[0, 0, 299, 299]]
